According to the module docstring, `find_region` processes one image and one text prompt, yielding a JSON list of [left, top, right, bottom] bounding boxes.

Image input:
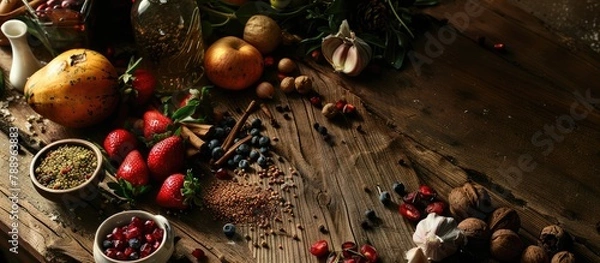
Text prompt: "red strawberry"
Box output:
[[119, 58, 157, 107], [131, 69, 157, 106], [156, 172, 200, 210], [103, 128, 139, 164], [116, 150, 149, 186], [147, 136, 184, 182], [142, 108, 172, 140]]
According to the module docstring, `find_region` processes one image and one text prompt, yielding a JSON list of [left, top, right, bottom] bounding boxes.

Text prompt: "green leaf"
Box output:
[[171, 99, 200, 121]]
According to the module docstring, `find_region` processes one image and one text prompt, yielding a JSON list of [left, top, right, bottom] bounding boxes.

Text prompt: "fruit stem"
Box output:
[[386, 0, 414, 38]]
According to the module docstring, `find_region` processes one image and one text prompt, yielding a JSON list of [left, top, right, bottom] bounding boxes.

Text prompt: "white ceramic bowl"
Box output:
[[93, 210, 174, 263]]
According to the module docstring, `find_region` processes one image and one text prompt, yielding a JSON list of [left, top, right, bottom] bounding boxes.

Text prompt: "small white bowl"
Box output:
[[93, 210, 174, 263]]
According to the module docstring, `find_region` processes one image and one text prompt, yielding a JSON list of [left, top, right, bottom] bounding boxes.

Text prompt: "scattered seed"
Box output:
[[261, 240, 269, 248], [318, 225, 328, 234]]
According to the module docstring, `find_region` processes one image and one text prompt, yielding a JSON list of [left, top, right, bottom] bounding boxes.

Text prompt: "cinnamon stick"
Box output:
[[221, 100, 257, 151], [181, 122, 213, 137], [180, 125, 205, 149], [214, 134, 252, 167]]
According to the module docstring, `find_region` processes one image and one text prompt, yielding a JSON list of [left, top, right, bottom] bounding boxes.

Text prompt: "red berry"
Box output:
[[264, 56, 275, 67], [105, 248, 118, 258], [113, 239, 127, 250], [493, 43, 506, 51], [125, 226, 141, 240], [360, 244, 379, 263], [402, 191, 418, 204], [418, 185, 436, 201], [144, 219, 157, 234], [309, 96, 322, 108], [124, 247, 135, 257], [152, 228, 164, 241], [341, 241, 357, 258], [311, 49, 321, 61], [309, 239, 329, 258], [425, 201, 446, 215], [214, 168, 232, 180], [145, 233, 155, 243], [192, 248, 205, 259], [399, 203, 421, 222], [139, 243, 153, 258], [335, 99, 347, 111], [342, 103, 356, 114]]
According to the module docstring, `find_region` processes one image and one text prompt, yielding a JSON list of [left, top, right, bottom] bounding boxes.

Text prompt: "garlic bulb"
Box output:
[[322, 20, 372, 76], [409, 213, 465, 262]]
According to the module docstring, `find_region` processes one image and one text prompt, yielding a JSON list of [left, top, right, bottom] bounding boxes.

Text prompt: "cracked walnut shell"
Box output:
[[539, 225, 571, 256], [488, 207, 521, 232], [448, 182, 494, 221]]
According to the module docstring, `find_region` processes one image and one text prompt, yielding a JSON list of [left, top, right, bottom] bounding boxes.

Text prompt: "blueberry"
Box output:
[[251, 136, 260, 146], [238, 159, 249, 169], [379, 191, 391, 205], [129, 252, 140, 260], [211, 147, 224, 159], [258, 136, 270, 147], [223, 223, 236, 238], [364, 209, 377, 220], [236, 144, 251, 156], [225, 117, 236, 127], [259, 146, 270, 154], [250, 128, 261, 136], [102, 240, 113, 249], [213, 127, 225, 138], [313, 123, 320, 130], [208, 139, 220, 149], [257, 156, 268, 167], [227, 159, 236, 167], [250, 118, 262, 129], [232, 154, 244, 164], [317, 125, 328, 135], [392, 182, 405, 195], [128, 238, 141, 249], [249, 150, 260, 161]]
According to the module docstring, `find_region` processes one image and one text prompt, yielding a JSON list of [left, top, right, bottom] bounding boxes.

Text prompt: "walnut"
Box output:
[[490, 229, 524, 262], [448, 182, 494, 221], [539, 225, 571, 256], [457, 217, 490, 251], [521, 245, 549, 263], [551, 251, 575, 263], [487, 207, 521, 232]]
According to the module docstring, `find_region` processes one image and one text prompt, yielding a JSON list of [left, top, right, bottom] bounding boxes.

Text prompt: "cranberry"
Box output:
[[192, 248, 205, 259], [311, 49, 322, 61], [425, 201, 446, 215], [343, 256, 366, 263], [342, 103, 356, 114], [309, 239, 329, 258], [309, 96, 322, 108], [341, 241, 357, 258], [360, 244, 379, 263], [335, 99, 347, 112], [494, 43, 506, 52], [418, 185, 436, 201], [399, 203, 421, 222]]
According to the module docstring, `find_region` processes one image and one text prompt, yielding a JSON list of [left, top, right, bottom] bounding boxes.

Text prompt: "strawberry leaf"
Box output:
[[108, 178, 151, 205], [181, 169, 202, 207]]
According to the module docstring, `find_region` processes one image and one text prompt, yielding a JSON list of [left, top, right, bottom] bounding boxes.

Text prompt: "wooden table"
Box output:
[[1, 0, 599, 262]]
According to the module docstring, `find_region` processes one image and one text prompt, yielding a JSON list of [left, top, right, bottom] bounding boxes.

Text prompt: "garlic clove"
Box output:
[[332, 44, 351, 72], [405, 247, 428, 263], [342, 45, 360, 75], [322, 35, 343, 66]]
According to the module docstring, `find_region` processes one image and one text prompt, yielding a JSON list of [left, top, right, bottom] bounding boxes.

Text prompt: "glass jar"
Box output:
[[131, 0, 204, 94]]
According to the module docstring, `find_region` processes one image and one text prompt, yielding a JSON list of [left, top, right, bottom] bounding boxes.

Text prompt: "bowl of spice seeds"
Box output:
[[30, 138, 103, 203]]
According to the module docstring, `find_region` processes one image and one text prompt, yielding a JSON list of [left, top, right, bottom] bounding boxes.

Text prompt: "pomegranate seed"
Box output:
[[125, 226, 141, 239], [124, 247, 135, 257], [139, 243, 153, 258], [342, 103, 356, 114], [143, 220, 156, 233], [192, 248, 205, 259], [309, 96, 322, 108], [152, 228, 164, 241], [425, 201, 446, 215], [335, 100, 347, 112], [145, 233, 155, 243], [341, 241, 357, 258], [399, 203, 421, 222], [130, 216, 143, 228], [311, 49, 322, 61], [494, 43, 506, 51], [418, 185, 436, 201], [104, 248, 118, 259], [309, 239, 329, 258], [402, 191, 418, 204], [113, 239, 127, 250], [215, 168, 232, 180], [360, 244, 379, 263]]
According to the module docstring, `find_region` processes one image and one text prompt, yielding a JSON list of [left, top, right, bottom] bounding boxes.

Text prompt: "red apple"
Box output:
[[204, 36, 264, 90]]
